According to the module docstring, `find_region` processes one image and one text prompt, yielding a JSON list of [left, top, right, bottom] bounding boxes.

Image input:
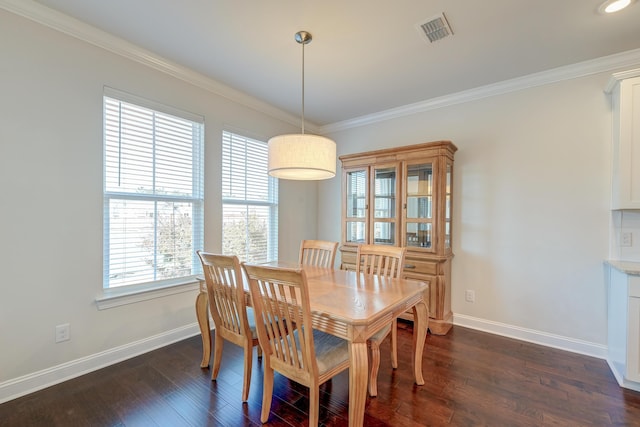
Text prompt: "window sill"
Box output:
[[95, 277, 200, 310]]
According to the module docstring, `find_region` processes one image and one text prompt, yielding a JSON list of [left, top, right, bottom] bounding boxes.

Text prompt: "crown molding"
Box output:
[[605, 67, 640, 93], [3, 0, 639, 135], [0, 0, 311, 132], [321, 48, 640, 134]]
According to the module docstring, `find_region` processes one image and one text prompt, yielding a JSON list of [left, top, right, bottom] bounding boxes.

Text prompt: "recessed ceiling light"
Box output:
[[598, 0, 634, 14]]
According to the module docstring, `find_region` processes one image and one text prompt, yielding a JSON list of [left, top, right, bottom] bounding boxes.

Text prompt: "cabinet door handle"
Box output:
[[404, 264, 416, 269]]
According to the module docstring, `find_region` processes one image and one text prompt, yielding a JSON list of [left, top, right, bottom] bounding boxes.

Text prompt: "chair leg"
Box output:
[[261, 365, 274, 423], [211, 331, 224, 380], [391, 319, 398, 369], [241, 341, 253, 402], [257, 345, 262, 359], [309, 385, 320, 427], [368, 341, 381, 397]]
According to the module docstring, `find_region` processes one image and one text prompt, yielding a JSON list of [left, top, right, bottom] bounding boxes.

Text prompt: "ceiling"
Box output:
[[24, 0, 640, 127]]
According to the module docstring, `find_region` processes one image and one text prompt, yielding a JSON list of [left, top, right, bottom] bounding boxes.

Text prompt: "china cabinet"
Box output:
[[607, 69, 640, 209], [339, 140, 456, 334]]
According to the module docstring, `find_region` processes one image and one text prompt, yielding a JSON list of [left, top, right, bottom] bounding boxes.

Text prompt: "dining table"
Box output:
[[195, 262, 429, 427]]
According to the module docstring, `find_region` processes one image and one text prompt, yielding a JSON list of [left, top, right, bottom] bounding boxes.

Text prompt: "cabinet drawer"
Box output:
[[404, 259, 438, 276]]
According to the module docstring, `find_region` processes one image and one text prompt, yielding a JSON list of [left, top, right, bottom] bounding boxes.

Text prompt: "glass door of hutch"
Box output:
[[344, 168, 367, 244], [370, 164, 399, 246], [444, 160, 453, 253], [404, 160, 435, 251]]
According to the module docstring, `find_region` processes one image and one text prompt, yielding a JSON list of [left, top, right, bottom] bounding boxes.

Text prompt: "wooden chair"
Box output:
[[299, 239, 339, 268], [242, 263, 350, 426], [355, 244, 406, 397], [197, 251, 259, 402]]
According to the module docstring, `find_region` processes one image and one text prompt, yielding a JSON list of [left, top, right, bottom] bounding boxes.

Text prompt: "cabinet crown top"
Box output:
[[339, 140, 457, 162], [605, 68, 640, 93]]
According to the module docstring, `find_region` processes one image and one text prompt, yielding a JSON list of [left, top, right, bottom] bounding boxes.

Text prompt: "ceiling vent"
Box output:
[[417, 13, 453, 43]]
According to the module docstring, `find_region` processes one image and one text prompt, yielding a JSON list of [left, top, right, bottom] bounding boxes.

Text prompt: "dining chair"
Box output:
[[299, 239, 339, 268], [197, 251, 259, 402], [242, 263, 350, 426], [355, 244, 407, 397]]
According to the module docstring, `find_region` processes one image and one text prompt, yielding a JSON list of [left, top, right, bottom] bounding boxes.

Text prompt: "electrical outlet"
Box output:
[[622, 231, 633, 247], [465, 290, 475, 303], [55, 323, 70, 343]]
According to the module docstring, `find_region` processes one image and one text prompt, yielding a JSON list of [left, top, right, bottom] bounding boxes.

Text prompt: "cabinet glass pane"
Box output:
[[373, 222, 395, 245], [346, 170, 366, 218], [445, 221, 451, 248], [406, 223, 432, 248], [445, 163, 452, 249], [374, 167, 396, 218], [406, 196, 432, 219], [406, 163, 433, 219], [346, 221, 366, 243], [406, 164, 432, 196]]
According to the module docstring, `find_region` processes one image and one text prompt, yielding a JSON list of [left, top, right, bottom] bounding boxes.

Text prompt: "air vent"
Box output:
[[418, 13, 453, 43]]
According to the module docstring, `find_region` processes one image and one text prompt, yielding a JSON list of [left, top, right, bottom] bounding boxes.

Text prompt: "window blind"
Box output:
[[103, 90, 204, 288], [221, 131, 278, 263]]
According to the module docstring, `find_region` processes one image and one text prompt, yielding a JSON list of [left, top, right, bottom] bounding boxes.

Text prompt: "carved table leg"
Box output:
[[348, 340, 368, 427], [412, 300, 428, 385], [195, 288, 211, 368]]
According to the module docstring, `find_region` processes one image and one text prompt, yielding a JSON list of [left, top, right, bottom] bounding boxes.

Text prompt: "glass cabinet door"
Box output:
[[445, 161, 452, 251], [345, 169, 367, 244], [371, 165, 397, 245], [405, 162, 433, 250]]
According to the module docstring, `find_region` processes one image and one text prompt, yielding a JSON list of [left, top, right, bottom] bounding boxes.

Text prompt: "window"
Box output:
[[103, 88, 204, 289], [222, 131, 278, 262]]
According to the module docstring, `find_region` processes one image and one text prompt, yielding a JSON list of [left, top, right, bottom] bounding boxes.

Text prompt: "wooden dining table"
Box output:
[[195, 262, 429, 427]]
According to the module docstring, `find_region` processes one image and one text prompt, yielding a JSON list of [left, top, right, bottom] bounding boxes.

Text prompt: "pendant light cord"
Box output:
[[301, 38, 305, 135]]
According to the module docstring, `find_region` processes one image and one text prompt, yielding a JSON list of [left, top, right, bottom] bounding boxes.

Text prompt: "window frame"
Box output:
[[221, 130, 278, 263], [99, 87, 204, 307]]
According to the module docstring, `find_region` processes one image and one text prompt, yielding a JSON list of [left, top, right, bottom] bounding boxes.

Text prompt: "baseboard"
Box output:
[[0, 323, 201, 404], [1, 316, 610, 404], [606, 358, 640, 392], [453, 314, 607, 359]]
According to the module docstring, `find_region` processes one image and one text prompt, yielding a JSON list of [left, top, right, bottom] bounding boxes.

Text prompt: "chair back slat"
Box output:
[[356, 244, 406, 279], [243, 264, 317, 379], [197, 252, 249, 337], [299, 240, 338, 268]]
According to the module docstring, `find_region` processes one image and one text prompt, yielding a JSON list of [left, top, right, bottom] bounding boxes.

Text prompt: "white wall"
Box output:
[[318, 72, 620, 350], [0, 9, 316, 397]]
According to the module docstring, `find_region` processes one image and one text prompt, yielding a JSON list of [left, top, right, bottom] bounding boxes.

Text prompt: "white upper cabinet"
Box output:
[[608, 69, 640, 209]]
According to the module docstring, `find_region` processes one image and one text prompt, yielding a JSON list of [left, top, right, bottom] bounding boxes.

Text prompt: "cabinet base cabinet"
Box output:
[[627, 296, 640, 382], [341, 246, 453, 335], [606, 264, 640, 392]]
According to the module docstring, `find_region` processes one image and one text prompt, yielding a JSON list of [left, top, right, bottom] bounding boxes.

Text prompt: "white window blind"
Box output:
[[103, 88, 204, 289], [222, 131, 278, 263]]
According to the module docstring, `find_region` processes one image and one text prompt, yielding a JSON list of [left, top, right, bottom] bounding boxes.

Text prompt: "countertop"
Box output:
[[607, 260, 640, 275]]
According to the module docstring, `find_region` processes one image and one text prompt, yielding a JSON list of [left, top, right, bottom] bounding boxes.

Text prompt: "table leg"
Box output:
[[412, 300, 428, 385], [195, 289, 211, 368], [348, 340, 368, 427]]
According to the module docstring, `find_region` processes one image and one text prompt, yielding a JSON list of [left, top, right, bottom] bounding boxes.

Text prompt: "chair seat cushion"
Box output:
[[369, 323, 391, 343], [291, 329, 349, 375], [310, 329, 349, 375], [246, 307, 259, 339]]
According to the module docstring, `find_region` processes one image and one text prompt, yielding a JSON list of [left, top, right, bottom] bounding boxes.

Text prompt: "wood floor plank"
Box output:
[[3, 324, 640, 426]]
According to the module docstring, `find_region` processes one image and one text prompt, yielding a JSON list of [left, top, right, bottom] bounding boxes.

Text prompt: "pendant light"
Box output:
[[268, 31, 337, 180]]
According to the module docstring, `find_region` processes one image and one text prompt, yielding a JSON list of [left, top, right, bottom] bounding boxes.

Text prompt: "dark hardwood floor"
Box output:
[[2, 323, 640, 426]]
